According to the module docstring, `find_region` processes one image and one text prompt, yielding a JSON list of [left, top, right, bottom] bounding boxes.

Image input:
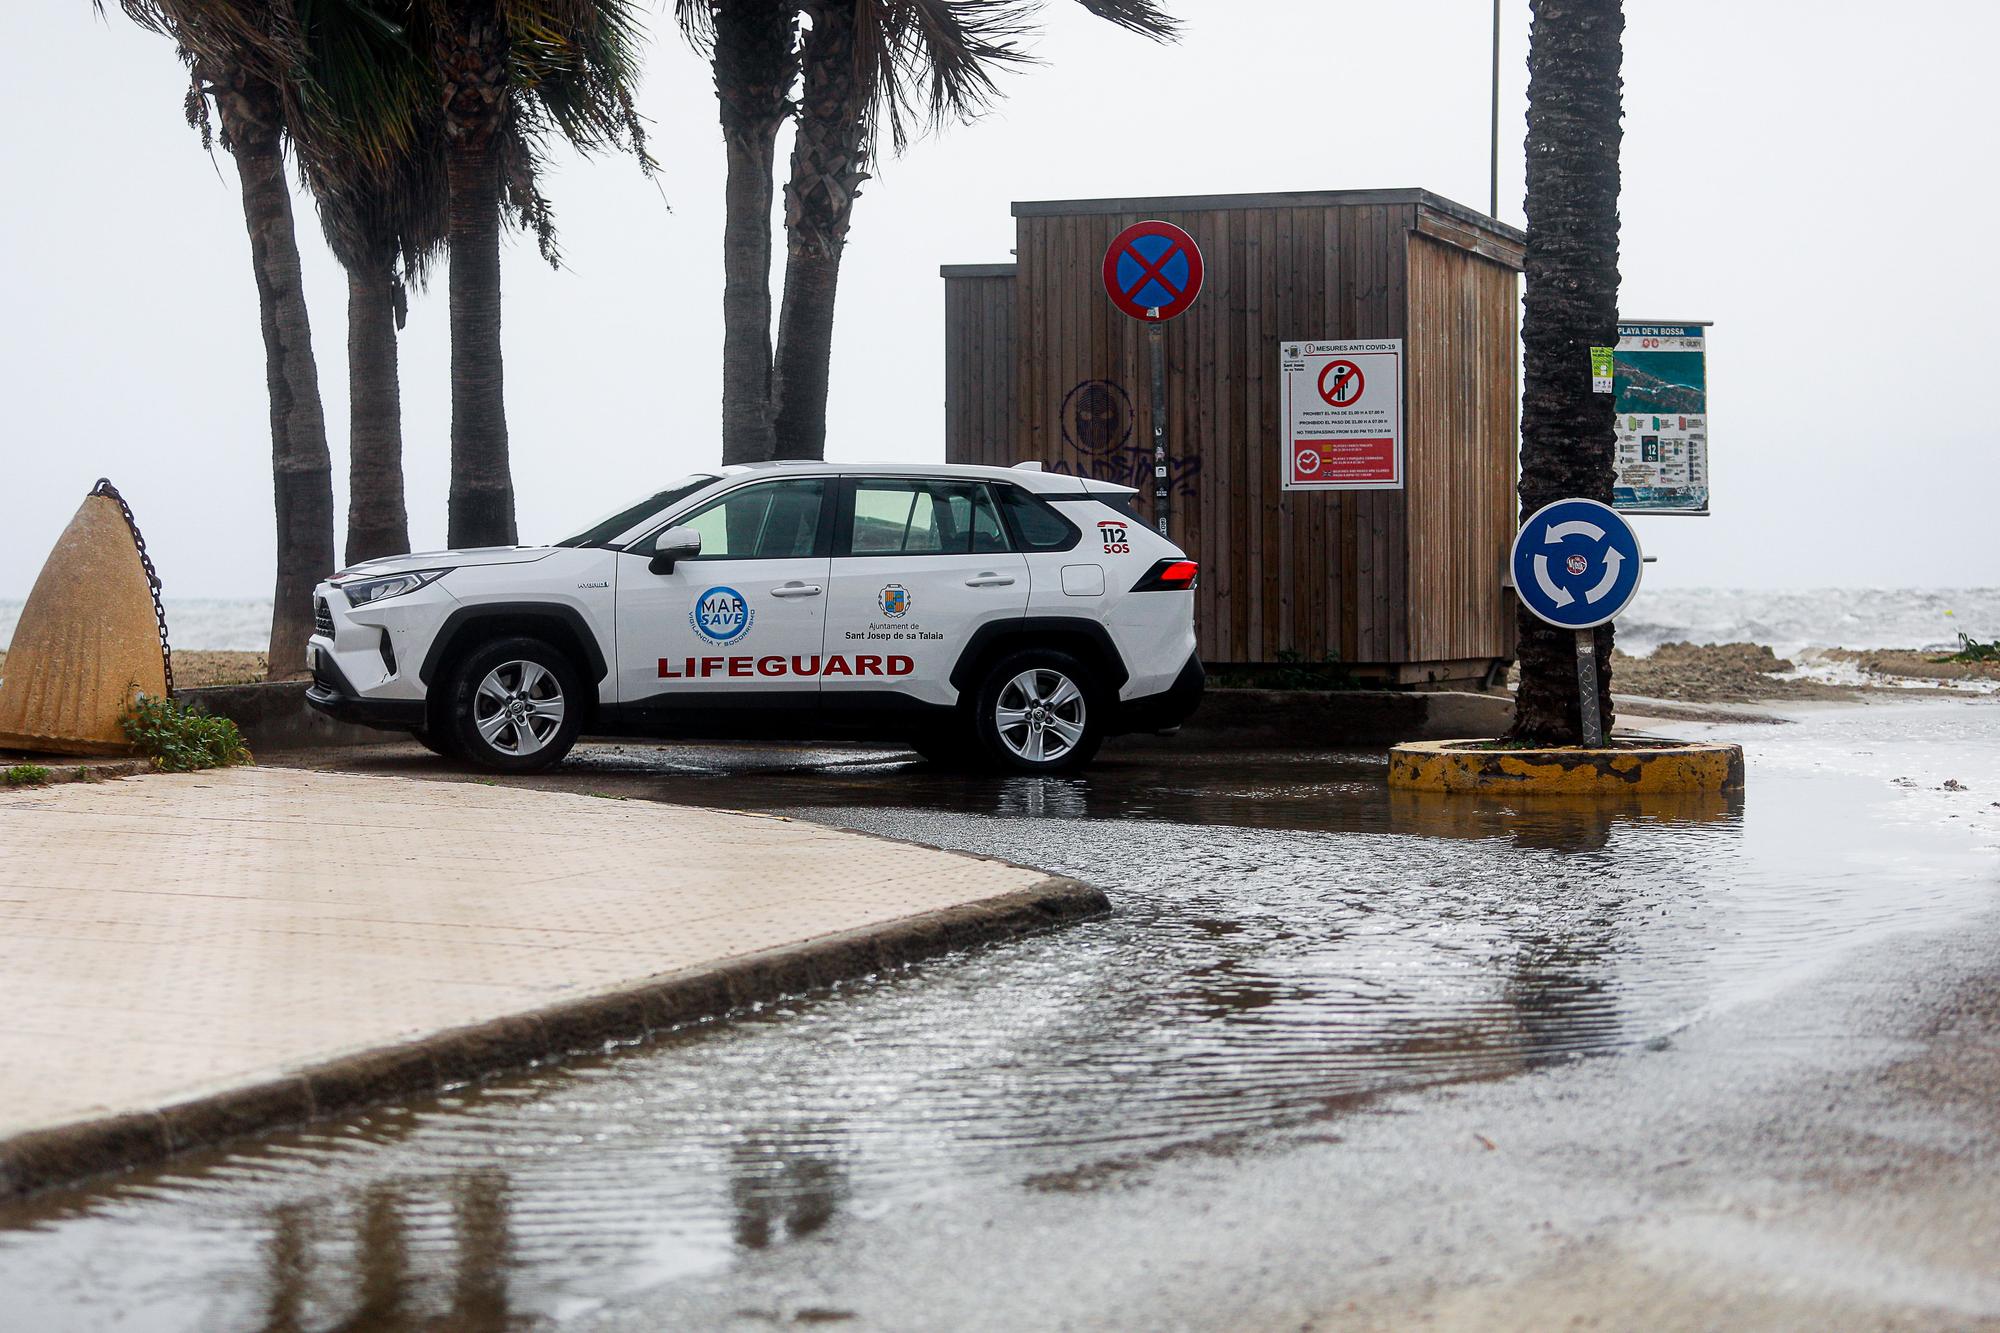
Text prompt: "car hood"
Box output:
[[331, 547, 561, 582]]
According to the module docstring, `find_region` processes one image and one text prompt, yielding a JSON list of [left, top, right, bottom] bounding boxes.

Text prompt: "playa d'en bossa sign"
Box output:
[[1612, 321, 1710, 516]]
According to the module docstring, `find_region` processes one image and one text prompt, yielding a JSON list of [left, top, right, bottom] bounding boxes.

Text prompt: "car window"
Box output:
[[997, 485, 1080, 552], [679, 479, 826, 559], [554, 474, 718, 548], [847, 480, 1014, 556]]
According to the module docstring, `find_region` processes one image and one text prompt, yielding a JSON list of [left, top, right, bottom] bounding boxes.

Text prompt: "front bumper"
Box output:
[[304, 643, 426, 731], [1112, 651, 1205, 735]]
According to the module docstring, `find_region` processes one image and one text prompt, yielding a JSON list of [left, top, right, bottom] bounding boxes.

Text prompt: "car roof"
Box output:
[[717, 459, 1133, 497]]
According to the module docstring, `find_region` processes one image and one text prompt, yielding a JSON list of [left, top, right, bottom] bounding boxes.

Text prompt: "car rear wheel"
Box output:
[[444, 636, 584, 773], [972, 649, 1103, 774]]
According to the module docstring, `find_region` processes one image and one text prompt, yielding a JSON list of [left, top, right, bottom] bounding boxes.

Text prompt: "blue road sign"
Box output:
[[1510, 497, 1644, 629]]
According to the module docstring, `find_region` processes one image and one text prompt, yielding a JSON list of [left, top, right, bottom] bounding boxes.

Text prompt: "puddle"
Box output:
[[2, 701, 1996, 1330]]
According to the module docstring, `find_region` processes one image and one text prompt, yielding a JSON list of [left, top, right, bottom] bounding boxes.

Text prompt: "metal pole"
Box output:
[[1490, 0, 1502, 219], [1574, 629, 1604, 748], [1149, 321, 1170, 538]]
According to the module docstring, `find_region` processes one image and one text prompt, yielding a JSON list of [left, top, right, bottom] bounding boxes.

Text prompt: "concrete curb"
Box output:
[[1388, 739, 1747, 795], [1115, 688, 1514, 750], [175, 681, 399, 752], [0, 875, 1106, 1202]]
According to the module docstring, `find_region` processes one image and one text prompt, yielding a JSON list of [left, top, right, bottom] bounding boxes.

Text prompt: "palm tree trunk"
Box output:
[[344, 263, 411, 564], [214, 70, 335, 680], [1509, 0, 1624, 744], [772, 0, 869, 461], [444, 132, 516, 548], [713, 0, 796, 465]]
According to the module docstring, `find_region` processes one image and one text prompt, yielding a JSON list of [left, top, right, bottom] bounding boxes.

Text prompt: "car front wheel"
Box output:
[[444, 636, 584, 773], [972, 650, 1103, 774]]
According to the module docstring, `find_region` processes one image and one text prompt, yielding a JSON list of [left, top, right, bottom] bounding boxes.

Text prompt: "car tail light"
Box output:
[[1132, 558, 1199, 591]]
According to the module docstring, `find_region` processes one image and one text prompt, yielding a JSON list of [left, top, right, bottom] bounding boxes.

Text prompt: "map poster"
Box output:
[[1612, 321, 1710, 515]]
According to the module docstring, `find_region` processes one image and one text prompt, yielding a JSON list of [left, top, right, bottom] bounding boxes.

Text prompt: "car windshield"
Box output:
[[552, 475, 720, 549]]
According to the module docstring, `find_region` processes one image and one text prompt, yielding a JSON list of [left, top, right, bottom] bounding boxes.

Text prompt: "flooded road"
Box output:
[[3, 699, 1996, 1330]]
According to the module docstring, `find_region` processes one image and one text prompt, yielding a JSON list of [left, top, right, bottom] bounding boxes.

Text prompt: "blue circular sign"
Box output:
[[690, 585, 753, 644], [1510, 498, 1644, 629]]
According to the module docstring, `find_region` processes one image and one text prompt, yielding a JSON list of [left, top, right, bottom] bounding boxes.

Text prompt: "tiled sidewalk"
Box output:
[[0, 768, 1093, 1181]]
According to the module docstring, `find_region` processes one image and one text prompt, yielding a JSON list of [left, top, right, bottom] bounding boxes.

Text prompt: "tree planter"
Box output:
[[1389, 738, 1743, 795]]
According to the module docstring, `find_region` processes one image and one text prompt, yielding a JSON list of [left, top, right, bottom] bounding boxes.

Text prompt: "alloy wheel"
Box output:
[[472, 660, 566, 757], [995, 668, 1087, 763]]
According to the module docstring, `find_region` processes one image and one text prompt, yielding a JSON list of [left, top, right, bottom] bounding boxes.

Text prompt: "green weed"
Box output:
[[120, 693, 252, 772], [1211, 650, 1358, 691], [1937, 633, 2000, 664], [3, 763, 53, 786]]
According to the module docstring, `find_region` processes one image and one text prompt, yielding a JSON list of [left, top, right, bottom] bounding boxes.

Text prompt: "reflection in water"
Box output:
[[4, 710, 1995, 1329], [730, 1132, 850, 1252], [262, 1204, 312, 1333], [352, 1185, 410, 1329], [246, 1170, 516, 1332], [453, 1170, 513, 1330]]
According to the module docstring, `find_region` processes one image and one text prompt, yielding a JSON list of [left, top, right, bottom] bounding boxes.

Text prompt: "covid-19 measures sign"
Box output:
[[1613, 322, 1710, 515], [1279, 340, 1404, 490]]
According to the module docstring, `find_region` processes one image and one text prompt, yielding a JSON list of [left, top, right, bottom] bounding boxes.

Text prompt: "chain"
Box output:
[[90, 479, 174, 696]]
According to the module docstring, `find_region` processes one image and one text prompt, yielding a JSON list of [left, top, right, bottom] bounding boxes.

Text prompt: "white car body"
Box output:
[[306, 461, 1203, 768]]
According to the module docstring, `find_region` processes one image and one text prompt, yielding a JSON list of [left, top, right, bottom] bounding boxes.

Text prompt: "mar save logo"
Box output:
[[1097, 520, 1130, 555], [690, 586, 752, 644], [879, 584, 911, 618]]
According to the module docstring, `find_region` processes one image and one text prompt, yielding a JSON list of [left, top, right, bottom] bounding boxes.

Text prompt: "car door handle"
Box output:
[[964, 573, 1016, 587], [769, 583, 823, 598]]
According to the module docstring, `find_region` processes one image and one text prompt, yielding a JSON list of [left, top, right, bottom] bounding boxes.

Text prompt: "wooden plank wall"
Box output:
[[941, 271, 1015, 467], [1012, 202, 1415, 665], [1405, 233, 1520, 664]]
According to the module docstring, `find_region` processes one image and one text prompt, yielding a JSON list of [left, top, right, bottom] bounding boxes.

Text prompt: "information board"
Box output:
[[1613, 321, 1710, 515], [1279, 339, 1404, 491]]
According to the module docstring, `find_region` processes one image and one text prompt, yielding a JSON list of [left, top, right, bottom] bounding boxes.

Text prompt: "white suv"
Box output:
[[306, 462, 1203, 773]]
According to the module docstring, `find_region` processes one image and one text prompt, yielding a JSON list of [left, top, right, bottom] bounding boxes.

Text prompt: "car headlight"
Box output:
[[341, 569, 448, 607]]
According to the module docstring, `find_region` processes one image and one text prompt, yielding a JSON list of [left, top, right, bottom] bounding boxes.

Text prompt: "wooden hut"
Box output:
[[942, 188, 1524, 686]]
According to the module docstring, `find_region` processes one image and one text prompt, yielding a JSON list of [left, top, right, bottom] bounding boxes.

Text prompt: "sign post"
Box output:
[[1508, 497, 1645, 747], [1102, 220, 1204, 538]]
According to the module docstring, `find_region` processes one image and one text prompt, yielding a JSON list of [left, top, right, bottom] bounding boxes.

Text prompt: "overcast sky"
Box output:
[[3, 0, 1995, 599]]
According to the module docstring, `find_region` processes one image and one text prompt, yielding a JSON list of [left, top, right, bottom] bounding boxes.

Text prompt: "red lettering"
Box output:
[[856, 655, 883, 676], [757, 655, 786, 677], [728, 656, 752, 677], [701, 657, 725, 677], [792, 655, 821, 676], [822, 655, 853, 677], [888, 655, 915, 677], [658, 658, 682, 678]]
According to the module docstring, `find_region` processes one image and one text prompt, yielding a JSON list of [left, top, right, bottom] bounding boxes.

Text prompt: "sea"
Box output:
[[3, 588, 1996, 659]]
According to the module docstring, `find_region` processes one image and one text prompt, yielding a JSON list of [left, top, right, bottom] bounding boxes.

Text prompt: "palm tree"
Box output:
[[106, 0, 336, 678], [685, 0, 1177, 465], [291, 0, 449, 565], [680, 0, 796, 465], [770, 0, 1177, 459], [413, 0, 651, 548], [1509, 0, 1625, 744]]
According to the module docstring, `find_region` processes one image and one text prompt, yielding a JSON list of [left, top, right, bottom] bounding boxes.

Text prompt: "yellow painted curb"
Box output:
[[1388, 738, 1745, 795]]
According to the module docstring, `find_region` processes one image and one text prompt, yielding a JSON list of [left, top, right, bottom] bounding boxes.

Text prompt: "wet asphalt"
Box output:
[[2, 698, 1997, 1329]]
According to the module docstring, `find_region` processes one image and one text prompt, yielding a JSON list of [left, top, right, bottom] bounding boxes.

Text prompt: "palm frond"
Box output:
[[849, 0, 1039, 155], [1072, 0, 1180, 41], [673, 0, 717, 54]]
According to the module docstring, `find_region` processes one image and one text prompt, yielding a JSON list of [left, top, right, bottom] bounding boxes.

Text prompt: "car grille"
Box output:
[[313, 597, 335, 639]]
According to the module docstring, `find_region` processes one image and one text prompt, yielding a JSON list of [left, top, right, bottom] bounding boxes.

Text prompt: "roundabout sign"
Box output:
[[1510, 497, 1643, 630]]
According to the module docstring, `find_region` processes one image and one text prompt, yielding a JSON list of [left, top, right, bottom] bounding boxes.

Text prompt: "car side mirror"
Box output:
[[649, 525, 700, 574]]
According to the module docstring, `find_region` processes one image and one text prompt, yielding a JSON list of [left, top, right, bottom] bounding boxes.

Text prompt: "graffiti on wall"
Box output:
[[1049, 378, 1202, 499]]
